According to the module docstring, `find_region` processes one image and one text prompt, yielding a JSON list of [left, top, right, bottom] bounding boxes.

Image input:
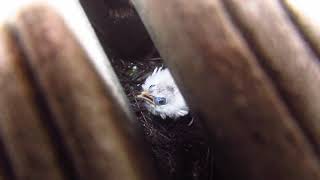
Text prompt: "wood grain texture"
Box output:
[[282, 0, 320, 57], [0, 26, 64, 180], [13, 5, 157, 180], [223, 0, 320, 155], [132, 0, 320, 179]]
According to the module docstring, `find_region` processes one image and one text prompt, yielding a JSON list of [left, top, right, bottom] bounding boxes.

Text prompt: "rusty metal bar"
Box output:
[[131, 0, 320, 179]]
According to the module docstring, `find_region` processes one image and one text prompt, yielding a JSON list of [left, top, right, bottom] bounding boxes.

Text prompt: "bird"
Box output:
[[137, 67, 189, 119]]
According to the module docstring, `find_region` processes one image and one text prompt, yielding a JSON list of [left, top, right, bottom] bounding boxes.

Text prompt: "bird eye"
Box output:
[[149, 85, 156, 91], [154, 97, 167, 105]]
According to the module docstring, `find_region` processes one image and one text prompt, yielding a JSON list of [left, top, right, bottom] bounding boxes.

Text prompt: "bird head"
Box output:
[[137, 67, 189, 119]]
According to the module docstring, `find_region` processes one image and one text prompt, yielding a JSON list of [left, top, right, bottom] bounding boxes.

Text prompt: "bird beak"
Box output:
[[137, 91, 154, 104]]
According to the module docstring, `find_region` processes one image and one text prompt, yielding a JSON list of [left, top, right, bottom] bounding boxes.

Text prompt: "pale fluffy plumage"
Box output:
[[140, 67, 189, 119]]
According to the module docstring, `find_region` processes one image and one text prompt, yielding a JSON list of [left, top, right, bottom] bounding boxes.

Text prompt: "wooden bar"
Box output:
[[223, 0, 320, 155], [12, 5, 157, 180], [132, 0, 320, 179], [282, 0, 320, 57], [0, 26, 64, 180]]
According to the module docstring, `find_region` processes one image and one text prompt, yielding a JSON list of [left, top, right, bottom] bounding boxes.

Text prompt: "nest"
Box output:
[[110, 57, 213, 180], [83, 1, 214, 178]]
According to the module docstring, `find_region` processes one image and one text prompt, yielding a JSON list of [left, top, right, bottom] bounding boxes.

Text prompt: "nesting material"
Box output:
[[110, 58, 212, 180]]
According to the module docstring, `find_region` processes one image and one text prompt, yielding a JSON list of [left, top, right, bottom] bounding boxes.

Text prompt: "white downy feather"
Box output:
[[141, 67, 189, 119]]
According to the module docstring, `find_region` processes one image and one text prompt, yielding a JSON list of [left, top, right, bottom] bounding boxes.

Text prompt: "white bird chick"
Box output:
[[137, 67, 189, 119]]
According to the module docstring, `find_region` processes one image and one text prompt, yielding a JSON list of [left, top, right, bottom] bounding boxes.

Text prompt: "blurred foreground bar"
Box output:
[[223, 0, 320, 156], [0, 3, 157, 180], [283, 0, 320, 57], [132, 0, 320, 179], [0, 25, 64, 180]]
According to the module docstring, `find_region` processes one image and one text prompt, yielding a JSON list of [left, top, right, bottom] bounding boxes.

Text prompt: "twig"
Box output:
[[134, 97, 148, 122], [144, 57, 163, 61]]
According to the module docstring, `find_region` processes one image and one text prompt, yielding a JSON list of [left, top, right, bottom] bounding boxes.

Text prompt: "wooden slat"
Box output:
[[0, 26, 64, 180], [132, 0, 320, 179], [13, 5, 156, 180], [282, 0, 320, 57], [223, 0, 320, 155]]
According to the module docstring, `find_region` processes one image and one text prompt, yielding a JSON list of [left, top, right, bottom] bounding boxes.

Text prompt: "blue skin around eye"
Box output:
[[149, 85, 155, 89], [154, 97, 167, 105]]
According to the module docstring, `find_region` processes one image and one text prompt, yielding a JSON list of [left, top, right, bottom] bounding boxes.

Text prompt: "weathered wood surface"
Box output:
[[0, 26, 64, 180], [224, 0, 320, 155], [132, 0, 320, 179], [283, 0, 320, 57], [0, 4, 157, 180]]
